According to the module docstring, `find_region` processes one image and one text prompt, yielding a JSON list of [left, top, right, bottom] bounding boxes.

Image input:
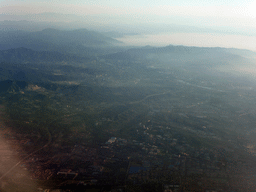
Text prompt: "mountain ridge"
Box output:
[[0, 28, 123, 52], [0, 47, 91, 63]]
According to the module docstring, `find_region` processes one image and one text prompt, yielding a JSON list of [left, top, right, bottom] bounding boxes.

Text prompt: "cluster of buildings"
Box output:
[[1, 113, 256, 191]]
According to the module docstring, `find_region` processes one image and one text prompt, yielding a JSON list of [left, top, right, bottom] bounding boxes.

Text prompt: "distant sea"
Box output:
[[116, 33, 256, 51]]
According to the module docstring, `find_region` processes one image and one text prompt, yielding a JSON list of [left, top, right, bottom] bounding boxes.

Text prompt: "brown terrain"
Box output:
[[0, 105, 37, 192]]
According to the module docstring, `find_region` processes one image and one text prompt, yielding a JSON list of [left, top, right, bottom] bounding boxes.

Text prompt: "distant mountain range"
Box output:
[[2, 12, 256, 37], [103, 45, 256, 67], [0, 47, 90, 63], [0, 28, 122, 52]]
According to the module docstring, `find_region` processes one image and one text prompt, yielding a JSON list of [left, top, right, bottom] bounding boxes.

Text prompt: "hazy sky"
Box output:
[[1, 0, 256, 50], [1, 0, 256, 27]]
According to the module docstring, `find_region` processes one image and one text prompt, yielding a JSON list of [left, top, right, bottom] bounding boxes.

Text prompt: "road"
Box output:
[[0, 105, 52, 181], [129, 90, 172, 105], [0, 130, 51, 181]]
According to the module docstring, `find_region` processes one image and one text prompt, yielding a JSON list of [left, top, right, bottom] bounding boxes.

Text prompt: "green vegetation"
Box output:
[[1, 43, 256, 191]]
